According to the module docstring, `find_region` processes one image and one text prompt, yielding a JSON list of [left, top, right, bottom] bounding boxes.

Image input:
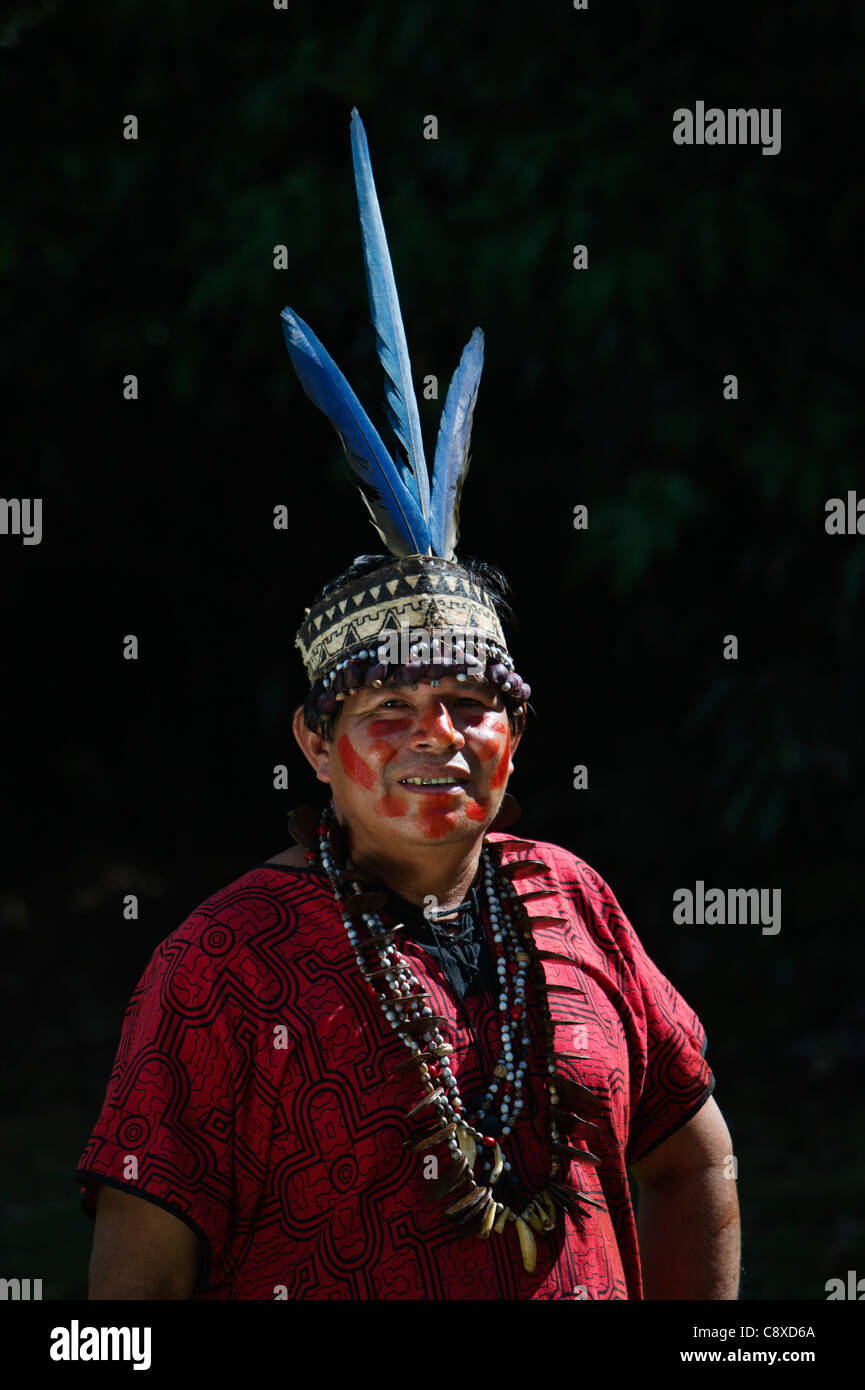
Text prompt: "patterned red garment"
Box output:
[[75, 833, 714, 1299]]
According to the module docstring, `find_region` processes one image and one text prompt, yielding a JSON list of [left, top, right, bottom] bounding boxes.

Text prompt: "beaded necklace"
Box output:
[[312, 798, 605, 1273]]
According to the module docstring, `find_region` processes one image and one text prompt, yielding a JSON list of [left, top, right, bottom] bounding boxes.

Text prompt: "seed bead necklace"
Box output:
[[314, 799, 604, 1272]]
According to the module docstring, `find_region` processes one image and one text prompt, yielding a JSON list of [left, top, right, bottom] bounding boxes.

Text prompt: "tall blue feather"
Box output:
[[429, 328, 485, 561], [281, 308, 431, 557], [350, 108, 430, 520]]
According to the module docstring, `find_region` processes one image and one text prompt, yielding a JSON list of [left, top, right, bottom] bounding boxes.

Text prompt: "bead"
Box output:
[[314, 800, 583, 1249]]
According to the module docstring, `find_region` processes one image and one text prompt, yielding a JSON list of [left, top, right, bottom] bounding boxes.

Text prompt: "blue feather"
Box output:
[[281, 307, 431, 557], [429, 328, 485, 560], [350, 108, 430, 519]]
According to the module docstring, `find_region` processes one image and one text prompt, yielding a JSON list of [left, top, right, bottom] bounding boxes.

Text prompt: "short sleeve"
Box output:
[[576, 864, 715, 1165], [618, 919, 715, 1164], [74, 930, 236, 1291]]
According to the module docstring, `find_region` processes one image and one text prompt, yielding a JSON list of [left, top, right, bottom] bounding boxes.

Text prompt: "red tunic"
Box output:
[[75, 833, 714, 1299]]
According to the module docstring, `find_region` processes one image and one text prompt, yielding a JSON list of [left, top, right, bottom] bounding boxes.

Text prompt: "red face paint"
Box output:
[[340, 700, 512, 836], [417, 791, 459, 839], [368, 717, 412, 738], [337, 734, 376, 791], [490, 727, 511, 790], [469, 711, 508, 766], [365, 716, 411, 766], [368, 739, 400, 764], [460, 711, 486, 731], [472, 733, 501, 762]]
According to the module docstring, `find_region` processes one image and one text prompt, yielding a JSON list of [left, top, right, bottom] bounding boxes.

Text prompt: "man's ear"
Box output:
[[292, 706, 333, 784]]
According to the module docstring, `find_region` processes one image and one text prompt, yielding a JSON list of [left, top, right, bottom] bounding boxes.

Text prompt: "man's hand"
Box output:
[[629, 1095, 741, 1299], [88, 1184, 201, 1300]]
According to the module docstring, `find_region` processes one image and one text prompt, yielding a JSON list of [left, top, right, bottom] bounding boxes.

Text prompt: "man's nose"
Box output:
[[411, 701, 465, 747]]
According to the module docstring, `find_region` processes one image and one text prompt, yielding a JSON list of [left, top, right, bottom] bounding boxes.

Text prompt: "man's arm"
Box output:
[[629, 1095, 741, 1299], [88, 1184, 201, 1300]]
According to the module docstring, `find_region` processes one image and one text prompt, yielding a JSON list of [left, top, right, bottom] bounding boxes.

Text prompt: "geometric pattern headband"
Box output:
[[296, 556, 507, 683]]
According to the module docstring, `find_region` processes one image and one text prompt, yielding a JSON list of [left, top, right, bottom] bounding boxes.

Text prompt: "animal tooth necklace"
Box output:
[[315, 799, 601, 1271]]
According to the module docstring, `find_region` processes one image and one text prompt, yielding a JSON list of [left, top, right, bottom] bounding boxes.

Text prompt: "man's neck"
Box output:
[[344, 830, 483, 913]]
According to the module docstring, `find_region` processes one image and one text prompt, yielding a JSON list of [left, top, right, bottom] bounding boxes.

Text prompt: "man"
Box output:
[[78, 553, 740, 1300], [76, 110, 740, 1299]]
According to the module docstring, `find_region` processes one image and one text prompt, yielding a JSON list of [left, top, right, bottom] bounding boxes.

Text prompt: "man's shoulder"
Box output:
[[111, 860, 339, 1044], [487, 830, 624, 931], [262, 844, 310, 868], [153, 857, 330, 962], [486, 830, 598, 882]]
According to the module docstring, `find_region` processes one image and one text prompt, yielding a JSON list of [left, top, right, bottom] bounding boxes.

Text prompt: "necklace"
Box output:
[[314, 799, 604, 1273]]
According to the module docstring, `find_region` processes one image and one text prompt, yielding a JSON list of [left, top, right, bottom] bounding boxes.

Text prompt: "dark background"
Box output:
[[1, 0, 862, 1299]]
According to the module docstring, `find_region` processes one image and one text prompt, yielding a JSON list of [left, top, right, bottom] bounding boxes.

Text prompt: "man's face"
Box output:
[[294, 675, 521, 851]]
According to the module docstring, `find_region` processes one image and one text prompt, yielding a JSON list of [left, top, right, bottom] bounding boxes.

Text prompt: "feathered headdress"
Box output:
[[281, 109, 530, 720], [282, 108, 483, 564]]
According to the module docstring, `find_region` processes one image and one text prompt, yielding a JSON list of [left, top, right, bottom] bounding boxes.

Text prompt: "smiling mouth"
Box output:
[[398, 777, 468, 793]]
